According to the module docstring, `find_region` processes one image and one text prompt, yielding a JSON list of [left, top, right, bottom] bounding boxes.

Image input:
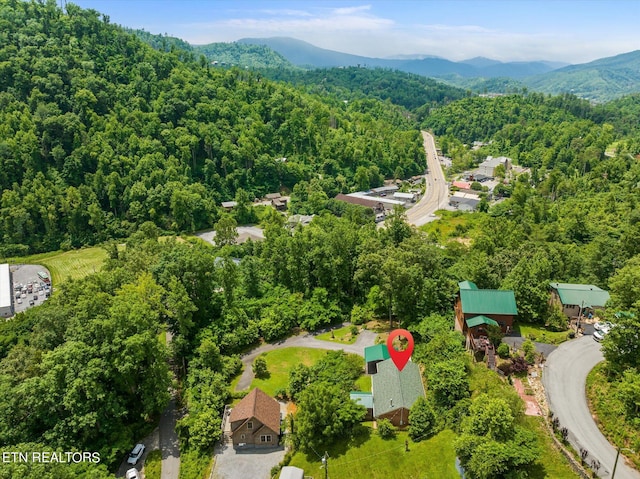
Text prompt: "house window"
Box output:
[[247, 421, 253, 430], [240, 434, 245, 440], [260, 435, 272, 443]]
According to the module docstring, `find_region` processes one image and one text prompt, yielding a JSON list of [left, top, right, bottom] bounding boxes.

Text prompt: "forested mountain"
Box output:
[[0, 0, 424, 254], [524, 50, 640, 102], [129, 28, 193, 54], [237, 36, 563, 78], [261, 67, 469, 112], [193, 42, 298, 70]]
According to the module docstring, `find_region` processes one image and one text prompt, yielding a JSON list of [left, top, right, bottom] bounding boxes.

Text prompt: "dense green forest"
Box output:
[[260, 66, 469, 112], [193, 41, 297, 70], [0, 0, 424, 254], [2, 1, 640, 477]]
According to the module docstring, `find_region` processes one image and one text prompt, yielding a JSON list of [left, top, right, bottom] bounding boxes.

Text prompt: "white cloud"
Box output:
[[332, 5, 371, 15], [178, 7, 636, 63], [259, 9, 313, 17]]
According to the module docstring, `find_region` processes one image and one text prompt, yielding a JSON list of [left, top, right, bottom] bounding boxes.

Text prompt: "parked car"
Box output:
[[17, 298, 22, 304], [594, 321, 613, 332], [28, 300, 34, 306], [127, 444, 145, 465], [593, 330, 606, 342], [125, 468, 141, 479]]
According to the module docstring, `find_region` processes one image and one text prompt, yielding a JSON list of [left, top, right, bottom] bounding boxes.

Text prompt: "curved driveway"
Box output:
[[235, 328, 377, 390], [544, 336, 640, 479], [405, 131, 448, 227]]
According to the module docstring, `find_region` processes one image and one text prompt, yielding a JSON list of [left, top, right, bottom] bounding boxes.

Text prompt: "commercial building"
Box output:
[[0, 264, 13, 318]]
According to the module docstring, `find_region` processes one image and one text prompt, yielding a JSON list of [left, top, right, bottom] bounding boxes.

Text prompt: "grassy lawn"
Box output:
[[248, 348, 335, 396], [418, 210, 484, 241], [586, 363, 640, 469], [143, 449, 162, 479], [289, 428, 459, 479], [4, 247, 107, 285], [354, 374, 371, 392], [515, 322, 571, 345], [316, 326, 359, 344]]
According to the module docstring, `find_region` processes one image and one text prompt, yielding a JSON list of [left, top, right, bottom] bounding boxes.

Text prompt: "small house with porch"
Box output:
[[454, 280, 518, 350], [549, 282, 610, 319], [371, 359, 425, 427], [229, 388, 281, 448]]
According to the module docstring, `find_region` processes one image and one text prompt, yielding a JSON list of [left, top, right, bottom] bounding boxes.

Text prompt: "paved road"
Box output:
[[236, 328, 378, 391], [160, 397, 181, 479], [405, 131, 448, 227], [544, 336, 640, 479]]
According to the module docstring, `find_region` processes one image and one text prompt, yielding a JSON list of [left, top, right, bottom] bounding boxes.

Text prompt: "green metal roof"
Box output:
[[465, 315, 499, 328], [364, 344, 390, 363], [372, 359, 425, 417], [460, 289, 518, 315], [459, 280, 478, 290], [350, 391, 374, 409], [550, 283, 610, 309]]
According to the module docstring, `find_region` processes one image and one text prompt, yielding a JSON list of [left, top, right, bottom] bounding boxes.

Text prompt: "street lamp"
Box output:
[[611, 446, 636, 479]]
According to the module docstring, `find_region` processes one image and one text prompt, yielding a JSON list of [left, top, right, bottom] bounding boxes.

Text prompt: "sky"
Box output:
[[70, 1, 640, 64]]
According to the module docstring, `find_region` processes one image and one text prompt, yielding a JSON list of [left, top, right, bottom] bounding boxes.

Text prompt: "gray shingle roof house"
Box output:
[[371, 359, 425, 427]]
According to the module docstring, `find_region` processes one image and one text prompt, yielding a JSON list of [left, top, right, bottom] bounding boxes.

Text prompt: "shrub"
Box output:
[[497, 343, 510, 359], [377, 418, 396, 439], [252, 357, 268, 378], [350, 325, 359, 337], [521, 339, 536, 364], [510, 356, 529, 373]]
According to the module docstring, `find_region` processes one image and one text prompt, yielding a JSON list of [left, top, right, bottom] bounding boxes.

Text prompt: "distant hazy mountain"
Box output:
[[524, 50, 640, 102], [237, 37, 562, 79]]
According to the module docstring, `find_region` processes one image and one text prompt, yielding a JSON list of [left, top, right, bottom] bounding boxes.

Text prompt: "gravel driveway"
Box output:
[[544, 335, 640, 479]]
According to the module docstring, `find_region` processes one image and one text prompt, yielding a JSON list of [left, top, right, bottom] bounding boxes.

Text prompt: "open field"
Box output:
[[3, 247, 107, 285], [247, 347, 370, 398], [289, 428, 459, 479], [418, 210, 484, 241]]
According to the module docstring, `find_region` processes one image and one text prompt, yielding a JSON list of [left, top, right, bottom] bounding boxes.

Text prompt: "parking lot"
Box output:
[[10, 264, 52, 315]]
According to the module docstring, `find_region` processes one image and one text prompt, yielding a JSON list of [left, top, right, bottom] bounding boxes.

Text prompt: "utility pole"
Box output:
[[321, 451, 329, 479], [611, 447, 636, 479]]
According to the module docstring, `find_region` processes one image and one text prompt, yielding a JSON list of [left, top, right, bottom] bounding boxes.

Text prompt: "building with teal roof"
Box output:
[[454, 280, 518, 349], [364, 344, 390, 374], [550, 282, 610, 319]]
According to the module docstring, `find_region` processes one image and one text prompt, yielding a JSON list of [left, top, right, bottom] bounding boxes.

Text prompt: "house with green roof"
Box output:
[[455, 280, 518, 349], [364, 344, 390, 374], [549, 282, 610, 319], [371, 359, 425, 427]]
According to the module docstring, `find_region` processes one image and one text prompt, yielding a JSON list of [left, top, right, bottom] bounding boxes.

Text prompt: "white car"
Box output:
[[125, 468, 141, 479], [593, 330, 606, 342], [127, 443, 145, 465], [594, 321, 613, 332]]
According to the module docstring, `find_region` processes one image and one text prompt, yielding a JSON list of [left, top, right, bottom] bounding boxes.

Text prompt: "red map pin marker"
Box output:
[[387, 329, 414, 371]]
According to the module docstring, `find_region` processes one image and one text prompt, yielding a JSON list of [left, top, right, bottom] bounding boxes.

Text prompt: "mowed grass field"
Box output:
[[249, 347, 360, 396], [289, 428, 459, 479], [5, 247, 107, 285]]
